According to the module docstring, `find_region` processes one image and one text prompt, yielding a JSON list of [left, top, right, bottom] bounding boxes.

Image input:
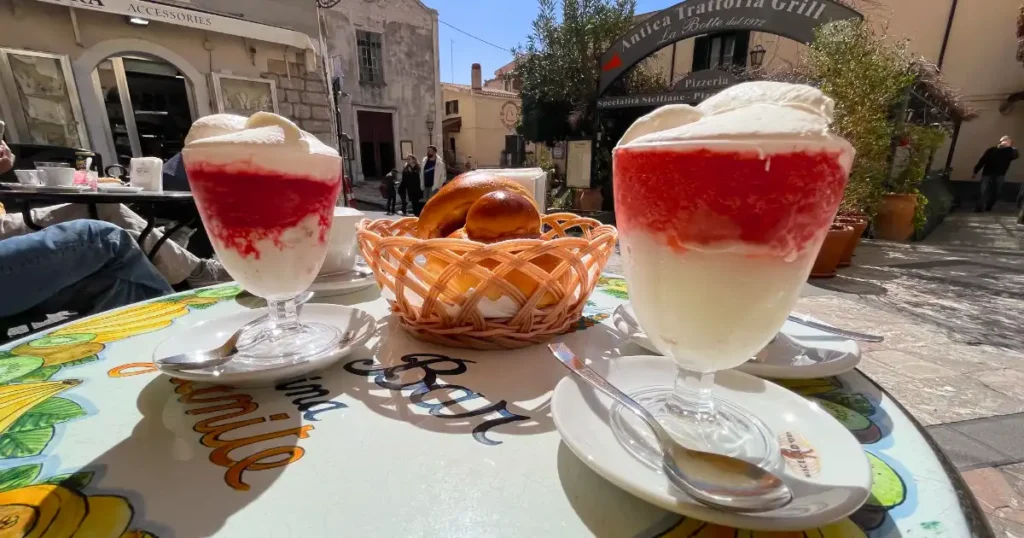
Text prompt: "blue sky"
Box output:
[[427, 0, 680, 85]]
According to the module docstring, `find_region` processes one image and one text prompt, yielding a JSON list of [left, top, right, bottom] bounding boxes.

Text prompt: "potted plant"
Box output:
[[874, 125, 946, 241], [802, 20, 915, 261], [811, 223, 855, 278]]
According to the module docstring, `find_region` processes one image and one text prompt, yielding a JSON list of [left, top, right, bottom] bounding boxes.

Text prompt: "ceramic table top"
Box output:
[[0, 276, 988, 537]]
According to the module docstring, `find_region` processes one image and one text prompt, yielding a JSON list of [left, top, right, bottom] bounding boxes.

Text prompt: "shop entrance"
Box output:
[[356, 110, 395, 180], [93, 56, 195, 168]]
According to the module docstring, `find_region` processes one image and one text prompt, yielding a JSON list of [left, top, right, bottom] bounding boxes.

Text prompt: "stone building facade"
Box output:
[[258, 58, 335, 149], [319, 0, 442, 182]]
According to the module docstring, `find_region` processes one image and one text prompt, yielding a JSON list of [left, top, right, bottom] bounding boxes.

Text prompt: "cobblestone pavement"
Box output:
[[361, 201, 1024, 535], [799, 207, 1024, 536]]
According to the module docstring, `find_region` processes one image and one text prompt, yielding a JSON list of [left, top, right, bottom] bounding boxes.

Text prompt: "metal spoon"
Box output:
[[548, 343, 793, 513], [155, 291, 314, 371], [786, 315, 883, 343]]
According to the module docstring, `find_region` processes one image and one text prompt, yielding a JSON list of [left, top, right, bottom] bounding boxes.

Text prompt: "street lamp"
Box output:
[[749, 45, 766, 69], [426, 115, 435, 143]]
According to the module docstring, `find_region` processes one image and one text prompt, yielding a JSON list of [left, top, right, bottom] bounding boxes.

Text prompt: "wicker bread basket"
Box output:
[[357, 212, 617, 349]]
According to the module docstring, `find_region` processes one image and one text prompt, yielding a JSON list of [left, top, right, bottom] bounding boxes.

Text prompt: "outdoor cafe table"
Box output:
[[0, 276, 991, 537], [0, 185, 196, 261]]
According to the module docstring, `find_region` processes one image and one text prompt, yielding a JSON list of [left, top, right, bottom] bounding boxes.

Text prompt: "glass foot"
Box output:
[[234, 320, 340, 367], [610, 385, 783, 474]]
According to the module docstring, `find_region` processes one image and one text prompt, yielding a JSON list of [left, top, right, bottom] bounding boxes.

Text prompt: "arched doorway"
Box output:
[[72, 39, 211, 169]]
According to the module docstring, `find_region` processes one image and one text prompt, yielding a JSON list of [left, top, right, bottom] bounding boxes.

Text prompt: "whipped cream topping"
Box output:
[[183, 114, 247, 145], [617, 82, 853, 167], [183, 112, 340, 181]]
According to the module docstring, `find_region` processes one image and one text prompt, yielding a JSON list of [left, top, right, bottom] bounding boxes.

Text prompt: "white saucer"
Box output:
[[308, 266, 377, 297], [153, 304, 376, 387], [97, 184, 143, 193], [612, 304, 861, 379], [551, 355, 871, 531]]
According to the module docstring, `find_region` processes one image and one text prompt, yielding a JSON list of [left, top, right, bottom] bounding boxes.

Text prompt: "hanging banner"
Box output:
[[34, 0, 317, 52], [598, 0, 861, 95]]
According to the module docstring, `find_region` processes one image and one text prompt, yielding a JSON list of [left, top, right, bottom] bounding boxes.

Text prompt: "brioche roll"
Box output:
[[416, 171, 536, 239], [465, 191, 541, 242]]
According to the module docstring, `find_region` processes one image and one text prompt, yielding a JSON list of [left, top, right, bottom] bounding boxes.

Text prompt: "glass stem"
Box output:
[[671, 368, 717, 429], [266, 296, 301, 339]]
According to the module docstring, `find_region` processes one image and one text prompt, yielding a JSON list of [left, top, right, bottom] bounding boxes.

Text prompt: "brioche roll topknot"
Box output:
[[465, 191, 541, 242], [416, 171, 536, 239]]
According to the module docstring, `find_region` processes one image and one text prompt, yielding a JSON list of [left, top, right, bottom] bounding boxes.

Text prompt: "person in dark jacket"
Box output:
[[974, 136, 1019, 212], [400, 155, 423, 216], [383, 168, 399, 215]]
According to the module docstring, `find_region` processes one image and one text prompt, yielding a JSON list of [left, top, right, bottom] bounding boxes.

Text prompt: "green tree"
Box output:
[[805, 20, 915, 214], [514, 0, 665, 144]]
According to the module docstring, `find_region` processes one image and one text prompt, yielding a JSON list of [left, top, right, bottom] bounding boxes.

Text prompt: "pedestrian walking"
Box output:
[[401, 154, 423, 216], [974, 135, 1019, 212], [383, 168, 399, 215], [419, 145, 445, 201]]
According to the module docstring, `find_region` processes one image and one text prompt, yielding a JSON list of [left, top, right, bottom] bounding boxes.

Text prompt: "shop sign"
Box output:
[[34, 0, 315, 51], [598, 0, 861, 95]]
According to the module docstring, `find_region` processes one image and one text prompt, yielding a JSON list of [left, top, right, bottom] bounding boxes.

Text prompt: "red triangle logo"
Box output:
[[602, 53, 622, 72]]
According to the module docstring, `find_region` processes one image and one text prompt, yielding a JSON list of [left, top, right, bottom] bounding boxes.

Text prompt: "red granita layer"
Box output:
[[613, 147, 848, 256], [188, 165, 341, 259]]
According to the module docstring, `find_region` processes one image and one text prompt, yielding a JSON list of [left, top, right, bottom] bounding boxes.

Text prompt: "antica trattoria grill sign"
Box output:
[[597, 69, 738, 109], [598, 0, 862, 95]]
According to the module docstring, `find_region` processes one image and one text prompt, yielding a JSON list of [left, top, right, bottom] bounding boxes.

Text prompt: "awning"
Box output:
[[442, 117, 462, 133], [35, 0, 317, 52]]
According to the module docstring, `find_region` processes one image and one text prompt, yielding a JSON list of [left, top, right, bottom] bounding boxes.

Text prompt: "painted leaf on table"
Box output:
[[0, 356, 45, 385], [7, 397, 86, 432], [0, 463, 41, 492], [42, 471, 94, 491], [15, 366, 61, 383], [0, 427, 54, 458], [60, 355, 99, 369]]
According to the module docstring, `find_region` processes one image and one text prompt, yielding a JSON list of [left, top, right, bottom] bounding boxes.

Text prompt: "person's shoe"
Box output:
[[186, 260, 232, 288]]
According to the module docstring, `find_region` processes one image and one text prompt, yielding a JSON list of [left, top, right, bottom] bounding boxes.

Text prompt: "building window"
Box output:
[[357, 30, 383, 84], [692, 31, 749, 71], [445, 100, 459, 115]]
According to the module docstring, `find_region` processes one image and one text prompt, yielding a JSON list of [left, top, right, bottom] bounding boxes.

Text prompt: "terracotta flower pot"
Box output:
[[835, 216, 868, 268], [810, 224, 854, 278], [874, 193, 917, 241]]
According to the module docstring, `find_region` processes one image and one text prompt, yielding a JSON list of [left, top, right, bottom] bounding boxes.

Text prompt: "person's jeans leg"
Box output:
[[987, 175, 1007, 211], [0, 220, 172, 318], [95, 204, 200, 284], [2, 203, 200, 284], [977, 176, 991, 211]]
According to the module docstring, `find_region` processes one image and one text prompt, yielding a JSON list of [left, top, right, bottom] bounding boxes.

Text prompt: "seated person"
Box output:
[[0, 219, 173, 321], [0, 140, 227, 288]]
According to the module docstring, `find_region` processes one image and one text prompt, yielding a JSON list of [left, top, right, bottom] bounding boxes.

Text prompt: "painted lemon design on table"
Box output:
[[0, 484, 152, 538], [0, 380, 85, 459]]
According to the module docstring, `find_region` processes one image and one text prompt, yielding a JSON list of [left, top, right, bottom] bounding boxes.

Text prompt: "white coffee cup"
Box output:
[[14, 170, 41, 185], [319, 206, 364, 275], [41, 167, 75, 186]]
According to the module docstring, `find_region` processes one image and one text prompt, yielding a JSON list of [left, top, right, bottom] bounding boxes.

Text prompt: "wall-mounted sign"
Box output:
[[500, 101, 520, 130], [35, 0, 316, 51], [598, 0, 861, 95], [597, 69, 739, 109]]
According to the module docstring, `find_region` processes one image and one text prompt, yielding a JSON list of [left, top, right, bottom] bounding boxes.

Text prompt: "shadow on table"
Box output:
[[337, 319, 570, 442], [78, 373, 298, 537], [556, 442, 676, 537]]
